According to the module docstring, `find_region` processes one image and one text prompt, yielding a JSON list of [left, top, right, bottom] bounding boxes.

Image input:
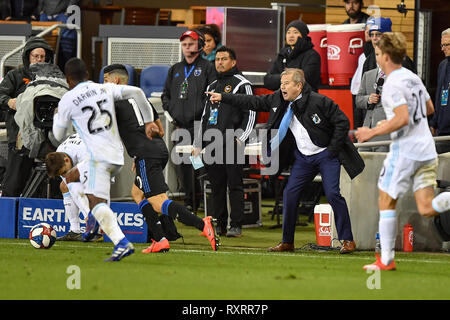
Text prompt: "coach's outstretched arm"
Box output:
[[206, 90, 278, 112]]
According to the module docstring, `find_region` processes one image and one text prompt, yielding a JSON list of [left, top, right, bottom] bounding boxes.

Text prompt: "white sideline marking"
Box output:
[[1, 240, 449, 265]]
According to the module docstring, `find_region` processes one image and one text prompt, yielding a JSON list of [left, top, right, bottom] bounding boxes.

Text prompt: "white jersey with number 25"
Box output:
[[54, 81, 125, 166], [381, 67, 437, 161]]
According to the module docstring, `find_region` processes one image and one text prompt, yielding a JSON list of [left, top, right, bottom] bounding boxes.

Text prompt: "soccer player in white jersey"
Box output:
[[356, 32, 450, 270], [45, 133, 92, 241], [52, 58, 156, 262]]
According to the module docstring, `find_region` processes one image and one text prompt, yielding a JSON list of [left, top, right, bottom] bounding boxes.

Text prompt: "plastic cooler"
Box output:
[[326, 23, 365, 86], [314, 204, 334, 246], [307, 24, 330, 85]]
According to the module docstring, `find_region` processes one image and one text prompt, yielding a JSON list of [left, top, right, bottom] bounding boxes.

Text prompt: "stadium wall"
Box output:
[[341, 152, 450, 251]]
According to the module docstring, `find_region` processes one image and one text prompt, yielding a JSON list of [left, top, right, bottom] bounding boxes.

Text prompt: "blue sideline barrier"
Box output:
[[0, 197, 147, 243], [0, 197, 17, 238]]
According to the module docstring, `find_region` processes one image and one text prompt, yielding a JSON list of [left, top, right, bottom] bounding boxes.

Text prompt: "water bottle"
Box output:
[[375, 232, 381, 254], [403, 223, 414, 252]]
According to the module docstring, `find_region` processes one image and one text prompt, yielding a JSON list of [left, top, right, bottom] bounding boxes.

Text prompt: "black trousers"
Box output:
[[206, 163, 244, 229], [174, 127, 201, 208], [352, 94, 366, 129], [1, 144, 34, 197]]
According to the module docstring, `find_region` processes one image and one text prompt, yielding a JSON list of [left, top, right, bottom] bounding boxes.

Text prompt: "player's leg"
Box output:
[[132, 184, 169, 253], [58, 180, 83, 241], [364, 154, 406, 270], [413, 159, 450, 217], [378, 190, 398, 265], [79, 160, 134, 261], [136, 157, 218, 250]]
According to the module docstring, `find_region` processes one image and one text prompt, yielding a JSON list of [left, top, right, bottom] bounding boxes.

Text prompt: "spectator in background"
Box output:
[[355, 65, 389, 152], [430, 28, 450, 154], [0, 0, 39, 21], [362, 17, 416, 76], [264, 20, 321, 92], [342, 0, 369, 24], [0, 37, 54, 197], [38, 0, 80, 71], [198, 24, 223, 63], [350, 17, 375, 128], [162, 29, 216, 211]]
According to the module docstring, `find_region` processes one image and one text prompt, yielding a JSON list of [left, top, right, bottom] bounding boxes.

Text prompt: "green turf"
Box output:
[[0, 200, 449, 300]]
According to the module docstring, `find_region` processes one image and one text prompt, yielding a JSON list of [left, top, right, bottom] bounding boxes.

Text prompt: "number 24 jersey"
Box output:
[[381, 67, 437, 161]]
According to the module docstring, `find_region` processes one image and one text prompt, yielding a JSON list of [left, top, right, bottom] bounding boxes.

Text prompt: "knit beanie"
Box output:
[[286, 20, 309, 38]]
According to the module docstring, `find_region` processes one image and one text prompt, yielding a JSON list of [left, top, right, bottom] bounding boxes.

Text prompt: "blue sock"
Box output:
[[161, 199, 173, 216]]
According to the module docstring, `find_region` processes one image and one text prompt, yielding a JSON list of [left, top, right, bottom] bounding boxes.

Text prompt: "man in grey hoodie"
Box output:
[[0, 37, 54, 196]]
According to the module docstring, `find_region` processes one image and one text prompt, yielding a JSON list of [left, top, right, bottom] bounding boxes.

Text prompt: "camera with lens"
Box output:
[[33, 95, 59, 129]]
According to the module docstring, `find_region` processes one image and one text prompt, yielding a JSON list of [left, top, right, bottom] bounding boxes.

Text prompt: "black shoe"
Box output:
[[57, 231, 83, 241], [226, 227, 242, 237]]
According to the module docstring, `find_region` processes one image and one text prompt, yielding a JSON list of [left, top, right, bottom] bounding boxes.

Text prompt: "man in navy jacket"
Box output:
[[429, 28, 450, 154], [207, 68, 364, 254]]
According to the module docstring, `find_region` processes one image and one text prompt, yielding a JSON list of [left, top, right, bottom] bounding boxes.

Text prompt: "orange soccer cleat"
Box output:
[[363, 254, 396, 271], [201, 216, 219, 251], [142, 238, 170, 253]]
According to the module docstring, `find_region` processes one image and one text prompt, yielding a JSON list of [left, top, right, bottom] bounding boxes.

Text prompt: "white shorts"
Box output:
[[378, 153, 438, 199], [77, 159, 122, 201]]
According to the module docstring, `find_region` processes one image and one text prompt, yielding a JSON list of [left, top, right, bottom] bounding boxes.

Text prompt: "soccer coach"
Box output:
[[207, 68, 364, 254]]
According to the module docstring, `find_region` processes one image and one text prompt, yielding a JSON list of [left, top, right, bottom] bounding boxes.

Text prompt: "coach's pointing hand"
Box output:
[[206, 91, 222, 103]]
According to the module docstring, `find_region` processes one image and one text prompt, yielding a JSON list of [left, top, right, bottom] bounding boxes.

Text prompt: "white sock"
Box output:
[[67, 182, 90, 220], [432, 192, 450, 214], [63, 192, 81, 233], [379, 210, 397, 266], [92, 203, 125, 245]]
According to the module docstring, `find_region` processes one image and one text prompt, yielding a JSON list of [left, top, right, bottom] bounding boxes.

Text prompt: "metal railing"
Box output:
[[353, 135, 450, 148], [0, 23, 82, 78]]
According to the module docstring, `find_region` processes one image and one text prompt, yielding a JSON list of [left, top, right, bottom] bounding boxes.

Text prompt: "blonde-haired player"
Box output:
[[356, 32, 450, 270]]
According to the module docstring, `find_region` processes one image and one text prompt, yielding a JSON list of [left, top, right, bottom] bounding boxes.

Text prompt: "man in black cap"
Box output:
[[342, 0, 370, 24], [263, 20, 321, 92], [0, 37, 55, 197]]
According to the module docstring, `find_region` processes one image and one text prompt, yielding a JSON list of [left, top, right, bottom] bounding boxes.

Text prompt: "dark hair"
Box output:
[[45, 152, 66, 178], [104, 64, 128, 75], [198, 24, 222, 45], [216, 46, 236, 60], [344, 0, 363, 3], [64, 58, 88, 82]]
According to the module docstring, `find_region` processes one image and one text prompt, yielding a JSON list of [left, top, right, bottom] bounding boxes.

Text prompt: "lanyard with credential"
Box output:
[[179, 65, 195, 99], [184, 65, 195, 80]]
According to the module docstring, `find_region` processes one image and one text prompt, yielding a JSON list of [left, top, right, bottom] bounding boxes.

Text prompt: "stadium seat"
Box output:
[[99, 64, 136, 86], [140, 64, 170, 97]]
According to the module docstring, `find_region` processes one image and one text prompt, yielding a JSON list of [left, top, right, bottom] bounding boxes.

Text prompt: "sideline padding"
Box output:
[[0, 197, 17, 238], [0, 198, 147, 243]]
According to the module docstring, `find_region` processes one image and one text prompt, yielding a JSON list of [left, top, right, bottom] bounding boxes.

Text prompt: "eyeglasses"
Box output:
[[30, 53, 45, 59], [441, 43, 450, 49], [370, 32, 383, 38]]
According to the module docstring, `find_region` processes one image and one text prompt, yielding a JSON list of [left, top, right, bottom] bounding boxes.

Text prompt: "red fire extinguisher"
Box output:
[[403, 223, 414, 252]]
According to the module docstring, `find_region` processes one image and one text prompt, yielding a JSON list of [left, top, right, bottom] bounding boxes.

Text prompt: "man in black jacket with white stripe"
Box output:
[[207, 68, 364, 252], [194, 46, 256, 237]]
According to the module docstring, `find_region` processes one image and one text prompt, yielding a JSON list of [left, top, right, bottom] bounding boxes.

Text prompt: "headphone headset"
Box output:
[[201, 25, 221, 46], [191, 29, 205, 52], [180, 29, 205, 53]]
